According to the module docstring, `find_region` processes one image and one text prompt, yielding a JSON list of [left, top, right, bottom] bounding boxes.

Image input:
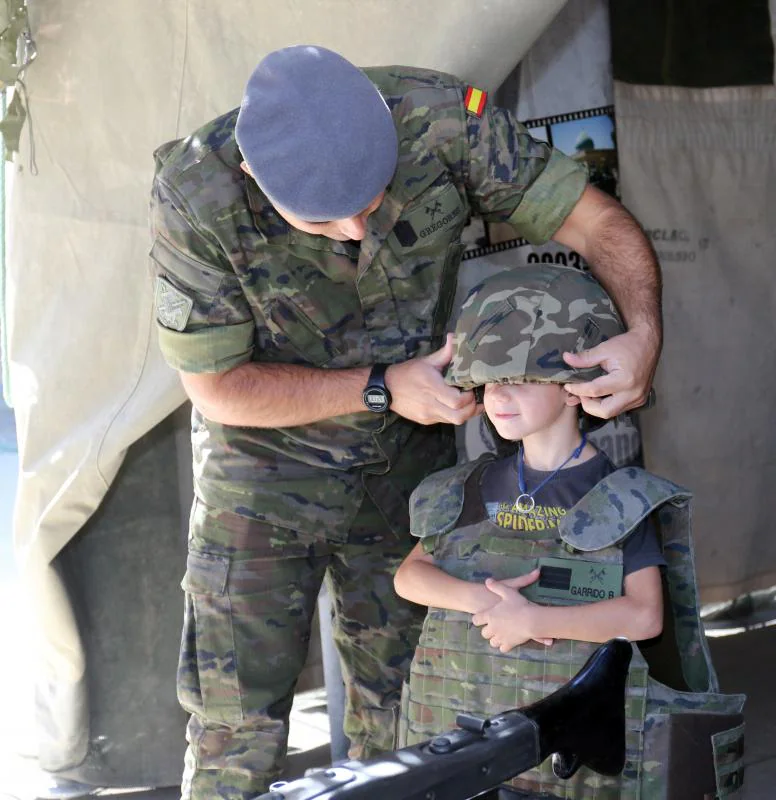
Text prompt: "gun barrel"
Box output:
[[262, 712, 540, 800], [259, 639, 632, 800]]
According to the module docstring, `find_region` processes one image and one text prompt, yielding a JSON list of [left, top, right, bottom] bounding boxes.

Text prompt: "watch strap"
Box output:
[[368, 363, 389, 390], [363, 363, 392, 412]]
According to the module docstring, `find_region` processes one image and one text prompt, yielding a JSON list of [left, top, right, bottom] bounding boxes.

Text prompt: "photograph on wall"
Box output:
[[460, 106, 620, 265], [531, 108, 619, 200]]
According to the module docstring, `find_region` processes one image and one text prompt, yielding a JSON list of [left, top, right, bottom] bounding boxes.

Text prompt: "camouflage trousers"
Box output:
[[177, 493, 426, 800]]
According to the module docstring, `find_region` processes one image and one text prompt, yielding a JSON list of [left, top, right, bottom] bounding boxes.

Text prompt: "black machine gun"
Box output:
[[258, 638, 632, 800]]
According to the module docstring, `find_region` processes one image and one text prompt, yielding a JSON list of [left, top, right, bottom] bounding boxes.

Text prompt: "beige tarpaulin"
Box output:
[[3, 0, 566, 772], [615, 82, 776, 603]]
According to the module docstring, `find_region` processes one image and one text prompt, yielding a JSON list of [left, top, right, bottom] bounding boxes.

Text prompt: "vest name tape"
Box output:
[[521, 556, 624, 605]]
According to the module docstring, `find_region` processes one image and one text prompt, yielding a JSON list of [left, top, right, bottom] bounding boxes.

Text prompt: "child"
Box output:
[[395, 265, 744, 799]]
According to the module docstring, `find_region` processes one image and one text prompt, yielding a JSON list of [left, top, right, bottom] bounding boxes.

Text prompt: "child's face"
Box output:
[[483, 382, 576, 440]]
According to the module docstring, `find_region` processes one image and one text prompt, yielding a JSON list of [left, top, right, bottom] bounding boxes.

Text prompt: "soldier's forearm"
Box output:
[[180, 361, 370, 427], [585, 207, 662, 344], [554, 185, 662, 339]]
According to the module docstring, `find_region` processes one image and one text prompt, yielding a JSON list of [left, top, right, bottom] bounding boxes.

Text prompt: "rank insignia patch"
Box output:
[[464, 85, 487, 117], [392, 219, 418, 248], [155, 276, 194, 331]]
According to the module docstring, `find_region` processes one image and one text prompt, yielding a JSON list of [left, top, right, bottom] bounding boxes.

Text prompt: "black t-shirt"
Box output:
[[480, 449, 666, 577]]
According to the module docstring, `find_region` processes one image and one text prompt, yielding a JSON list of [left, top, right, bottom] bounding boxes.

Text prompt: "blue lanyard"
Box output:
[[513, 433, 588, 514]]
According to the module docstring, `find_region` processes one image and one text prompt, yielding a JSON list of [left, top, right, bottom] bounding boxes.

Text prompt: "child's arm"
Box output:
[[394, 541, 499, 613], [472, 566, 663, 653], [394, 541, 540, 615]]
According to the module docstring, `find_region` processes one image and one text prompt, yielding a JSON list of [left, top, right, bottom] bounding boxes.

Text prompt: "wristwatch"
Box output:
[[363, 363, 392, 413]]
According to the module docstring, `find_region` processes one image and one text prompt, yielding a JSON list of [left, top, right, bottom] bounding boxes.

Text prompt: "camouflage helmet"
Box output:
[[445, 265, 624, 390]]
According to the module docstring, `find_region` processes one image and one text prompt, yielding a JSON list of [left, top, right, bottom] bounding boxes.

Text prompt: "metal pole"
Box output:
[[317, 583, 350, 761]]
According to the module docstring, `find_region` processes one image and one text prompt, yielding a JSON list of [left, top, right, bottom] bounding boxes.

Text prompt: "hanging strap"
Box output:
[[0, 1, 36, 89], [0, 1, 37, 162]]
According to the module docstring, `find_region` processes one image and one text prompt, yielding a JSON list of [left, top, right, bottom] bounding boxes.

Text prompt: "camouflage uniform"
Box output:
[[398, 266, 746, 798], [150, 68, 587, 799]]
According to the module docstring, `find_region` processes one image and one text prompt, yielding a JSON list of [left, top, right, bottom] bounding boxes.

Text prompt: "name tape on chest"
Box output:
[[391, 183, 464, 249], [521, 556, 624, 605]]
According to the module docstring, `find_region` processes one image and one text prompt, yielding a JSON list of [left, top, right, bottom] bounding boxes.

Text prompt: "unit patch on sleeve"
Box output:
[[464, 85, 487, 117], [155, 276, 194, 331]]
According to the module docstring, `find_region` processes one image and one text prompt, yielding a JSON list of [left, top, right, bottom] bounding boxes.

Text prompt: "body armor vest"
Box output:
[[399, 455, 746, 799]]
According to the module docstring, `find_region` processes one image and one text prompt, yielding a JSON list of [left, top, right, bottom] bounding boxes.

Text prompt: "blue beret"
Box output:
[[236, 45, 398, 222]]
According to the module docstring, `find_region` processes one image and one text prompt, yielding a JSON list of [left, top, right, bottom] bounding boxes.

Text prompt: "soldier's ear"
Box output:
[[239, 161, 254, 177]]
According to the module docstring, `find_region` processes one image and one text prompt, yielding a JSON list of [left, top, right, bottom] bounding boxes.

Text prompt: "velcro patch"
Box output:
[[155, 276, 194, 331], [391, 183, 464, 250], [464, 85, 487, 117], [521, 556, 623, 605]]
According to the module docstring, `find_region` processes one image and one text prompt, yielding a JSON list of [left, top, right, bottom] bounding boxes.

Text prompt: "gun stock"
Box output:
[[521, 636, 631, 779], [258, 638, 632, 800]]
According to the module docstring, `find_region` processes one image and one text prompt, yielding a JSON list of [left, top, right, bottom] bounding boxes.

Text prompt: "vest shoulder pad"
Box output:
[[559, 466, 691, 551], [410, 455, 494, 538]]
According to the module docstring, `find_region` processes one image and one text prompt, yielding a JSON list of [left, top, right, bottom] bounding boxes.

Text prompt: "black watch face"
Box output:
[[363, 387, 390, 413]]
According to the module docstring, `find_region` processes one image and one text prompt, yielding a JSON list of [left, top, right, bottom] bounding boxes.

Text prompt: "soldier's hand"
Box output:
[[562, 323, 660, 419], [387, 333, 483, 425]]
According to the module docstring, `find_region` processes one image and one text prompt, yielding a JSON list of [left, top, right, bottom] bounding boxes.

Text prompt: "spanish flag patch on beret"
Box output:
[[464, 85, 487, 117]]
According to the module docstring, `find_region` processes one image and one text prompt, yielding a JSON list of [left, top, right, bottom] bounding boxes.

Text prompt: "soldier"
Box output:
[[150, 46, 662, 798], [395, 266, 743, 798]]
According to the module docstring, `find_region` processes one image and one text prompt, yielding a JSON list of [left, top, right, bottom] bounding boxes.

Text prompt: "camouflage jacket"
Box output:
[[149, 66, 587, 538]]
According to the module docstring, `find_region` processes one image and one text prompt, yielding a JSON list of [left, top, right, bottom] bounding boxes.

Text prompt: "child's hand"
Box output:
[[471, 570, 553, 651], [469, 583, 502, 615]]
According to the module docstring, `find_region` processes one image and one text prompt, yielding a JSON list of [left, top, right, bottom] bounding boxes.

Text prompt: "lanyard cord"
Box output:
[[513, 433, 587, 513]]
